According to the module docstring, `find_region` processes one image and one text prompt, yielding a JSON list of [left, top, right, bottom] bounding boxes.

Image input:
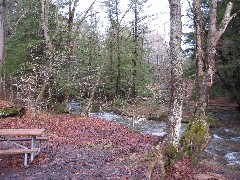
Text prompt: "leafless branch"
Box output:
[[78, 0, 97, 26], [119, 1, 134, 24], [216, 2, 239, 41]]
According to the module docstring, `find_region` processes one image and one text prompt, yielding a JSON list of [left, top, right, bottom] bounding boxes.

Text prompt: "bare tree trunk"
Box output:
[[131, 0, 138, 99], [205, 1, 237, 93], [166, 0, 184, 148], [82, 60, 105, 117], [194, 1, 238, 118], [64, 0, 78, 104], [41, 0, 52, 51], [0, 2, 4, 98], [109, 37, 114, 98], [115, 0, 121, 97], [0, 2, 4, 64], [180, 0, 237, 165], [36, 0, 53, 104], [55, 0, 59, 32], [180, 0, 210, 164], [36, 79, 47, 103], [193, 0, 207, 119]]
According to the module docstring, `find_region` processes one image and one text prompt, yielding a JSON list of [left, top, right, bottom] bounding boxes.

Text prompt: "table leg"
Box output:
[[24, 153, 29, 167], [31, 136, 36, 161]]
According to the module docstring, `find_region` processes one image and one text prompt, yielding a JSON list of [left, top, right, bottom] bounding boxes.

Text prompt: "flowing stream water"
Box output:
[[69, 102, 240, 168]]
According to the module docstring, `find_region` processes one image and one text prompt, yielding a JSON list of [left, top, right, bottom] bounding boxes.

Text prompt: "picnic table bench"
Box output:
[[0, 129, 47, 167]]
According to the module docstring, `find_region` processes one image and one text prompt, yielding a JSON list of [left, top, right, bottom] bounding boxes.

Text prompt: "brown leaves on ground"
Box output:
[[0, 112, 161, 179], [1, 106, 239, 179], [1, 113, 157, 151], [0, 100, 14, 108]]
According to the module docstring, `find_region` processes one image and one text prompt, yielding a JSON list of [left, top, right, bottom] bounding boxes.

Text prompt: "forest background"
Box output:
[[1, 0, 239, 111]]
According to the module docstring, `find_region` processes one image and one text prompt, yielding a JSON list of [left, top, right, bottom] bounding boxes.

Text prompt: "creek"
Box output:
[[69, 102, 240, 168]]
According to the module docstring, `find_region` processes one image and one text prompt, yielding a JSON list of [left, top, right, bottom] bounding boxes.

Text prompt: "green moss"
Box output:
[[181, 121, 205, 149], [0, 107, 19, 117], [164, 143, 178, 159], [180, 119, 210, 165]]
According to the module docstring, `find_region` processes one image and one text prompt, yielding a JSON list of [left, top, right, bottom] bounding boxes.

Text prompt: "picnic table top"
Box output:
[[0, 129, 45, 136]]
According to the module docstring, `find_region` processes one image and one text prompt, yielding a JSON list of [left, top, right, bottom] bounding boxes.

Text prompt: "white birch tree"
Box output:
[[166, 0, 184, 148]]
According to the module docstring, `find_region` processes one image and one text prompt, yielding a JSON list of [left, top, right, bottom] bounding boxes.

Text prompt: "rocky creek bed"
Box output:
[[72, 100, 240, 169]]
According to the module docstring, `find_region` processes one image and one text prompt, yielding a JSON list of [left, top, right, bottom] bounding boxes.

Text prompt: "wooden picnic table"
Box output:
[[0, 129, 46, 167], [0, 129, 45, 136]]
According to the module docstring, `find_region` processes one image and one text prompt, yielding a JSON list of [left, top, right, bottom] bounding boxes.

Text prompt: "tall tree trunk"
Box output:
[[180, 0, 237, 165], [180, 0, 211, 165], [65, 0, 78, 104], [106, 2, 114, 99], [131, 0, 138, 99], [109, 37, 114, 98], [0, 1, 4, 98], [166, 0, 184, 148], [36, 0, 53, 104], [55, 0, 59, 32], [82, 59, 105, 117], [115, 0, 121, 97], [0, 1, 4, 64], [195, 1, 237, 118], [193, 0, 207, 119]]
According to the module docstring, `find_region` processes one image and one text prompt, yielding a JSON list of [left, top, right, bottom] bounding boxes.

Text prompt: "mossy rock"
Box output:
[[180, 119, 211, 166], [0, 107, 19, 117], [164, 143, 178, 158]]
